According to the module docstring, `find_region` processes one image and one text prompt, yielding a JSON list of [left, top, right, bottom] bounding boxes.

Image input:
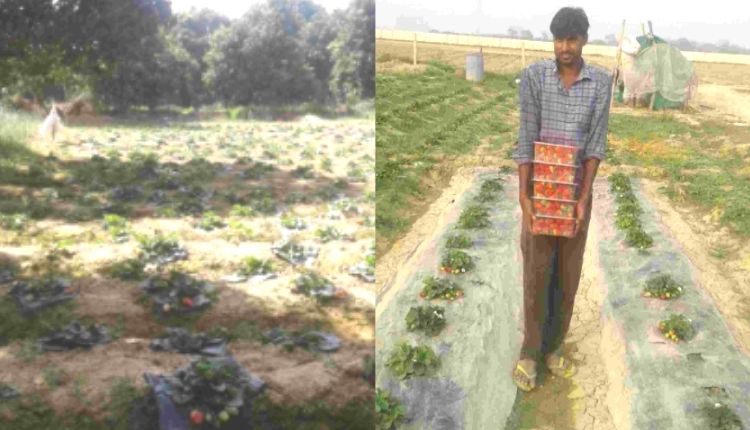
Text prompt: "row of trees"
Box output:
[[439, 27, 750, 54], [0, 0, 374, 112]]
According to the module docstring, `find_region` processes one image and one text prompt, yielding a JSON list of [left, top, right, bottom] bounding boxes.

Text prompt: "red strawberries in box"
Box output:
[[533, 162, 577, 183], [534, 141, 579, 165], [533, 180, 576, 200], [530, 141, 580, 237], [531, 215, 575, 238], [532, 197, 576, 218]]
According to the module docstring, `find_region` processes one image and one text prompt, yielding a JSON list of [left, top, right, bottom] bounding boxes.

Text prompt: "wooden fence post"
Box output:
[[413, 33, 417, 65]]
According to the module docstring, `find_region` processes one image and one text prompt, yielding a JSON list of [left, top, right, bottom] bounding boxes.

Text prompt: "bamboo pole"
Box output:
[[611, 20, 626, 109], [648, 21, 656, 110]]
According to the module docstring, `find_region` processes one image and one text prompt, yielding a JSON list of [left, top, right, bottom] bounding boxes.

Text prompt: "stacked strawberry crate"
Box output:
[[531, 142, 579, 237]]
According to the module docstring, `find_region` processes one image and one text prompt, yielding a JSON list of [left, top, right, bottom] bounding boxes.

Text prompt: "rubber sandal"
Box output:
[[545, 353, 577, 379], [513, 360, 537, 392]]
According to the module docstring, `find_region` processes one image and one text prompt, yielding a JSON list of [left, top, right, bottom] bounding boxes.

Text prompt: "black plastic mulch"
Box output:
[[150, 328, 227, 356], [37, 321, 111, 351], [9, 277, 76, 315]]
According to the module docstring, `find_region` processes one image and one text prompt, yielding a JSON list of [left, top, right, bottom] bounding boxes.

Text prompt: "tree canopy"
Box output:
[[0, 0, 374, 112]]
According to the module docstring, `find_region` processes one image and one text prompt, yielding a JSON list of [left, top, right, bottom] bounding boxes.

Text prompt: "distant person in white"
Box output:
[[39, 103, 63, 143]]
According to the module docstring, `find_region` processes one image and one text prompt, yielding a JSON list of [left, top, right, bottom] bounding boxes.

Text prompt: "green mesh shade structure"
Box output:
[[617, 34, 698, 109]]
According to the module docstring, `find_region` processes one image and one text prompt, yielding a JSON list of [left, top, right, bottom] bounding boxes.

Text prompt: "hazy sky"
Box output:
[[170, 0, 353, 18], [377, 0, 750, 49]]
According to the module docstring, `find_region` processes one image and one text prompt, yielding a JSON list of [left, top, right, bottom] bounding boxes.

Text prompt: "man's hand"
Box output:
[[573, 195, 591, 237], [520, 196, 536, 234]]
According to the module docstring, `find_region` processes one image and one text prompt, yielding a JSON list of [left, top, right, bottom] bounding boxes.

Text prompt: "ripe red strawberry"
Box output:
[[182, 297, 194, 308], [190, 410, 205, 425]]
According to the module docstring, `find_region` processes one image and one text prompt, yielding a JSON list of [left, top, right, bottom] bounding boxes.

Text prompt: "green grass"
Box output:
[[609, 113, 750, 237], [608, 112, 694, 142], [376, 61, 517, 253]]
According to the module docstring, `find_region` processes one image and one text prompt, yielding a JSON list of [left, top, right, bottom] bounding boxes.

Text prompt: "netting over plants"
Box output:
[[616, 34, 698, 109]]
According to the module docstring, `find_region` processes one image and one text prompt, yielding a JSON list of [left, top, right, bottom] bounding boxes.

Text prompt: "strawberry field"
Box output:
[[0, 113, 375, 429]]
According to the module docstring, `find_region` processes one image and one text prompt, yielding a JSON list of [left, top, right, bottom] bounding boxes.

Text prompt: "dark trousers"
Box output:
[[519, 198, 592, 362]]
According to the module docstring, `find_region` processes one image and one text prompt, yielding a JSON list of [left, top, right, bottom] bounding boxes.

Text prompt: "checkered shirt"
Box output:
[[511, 58, 613, 174]]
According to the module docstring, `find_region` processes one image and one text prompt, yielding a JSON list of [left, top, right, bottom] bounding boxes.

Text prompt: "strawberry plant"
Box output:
[[280, 214, 306, 230], [609, 174, 654, 251], [445, 233, 472, 249], [643, 273, 684, 300], [420, 276, 463, 301], [136, 232, 188, 266], [197, 211, 226, 231], [376, 388, 406, 430], [315, 225, 341, 243], [658, 314, 695, 342], [238, 257, 274, 277], [0, 213, 28, 231], [272, 238, 318, 266], [405, 305, 446, 337], [162, 357, 263, 428], [103, 214, 129, 242], [457, 204, 490, 229], [140, 271, 215, 316], [293, 271, 336, 303], [385, 342, 440, 380], [476, 178, 504, 202], [440, 249, 474, 274]]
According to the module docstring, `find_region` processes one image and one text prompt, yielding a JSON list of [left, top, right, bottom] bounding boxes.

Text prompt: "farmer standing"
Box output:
[[510, 7, 612, 391]]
